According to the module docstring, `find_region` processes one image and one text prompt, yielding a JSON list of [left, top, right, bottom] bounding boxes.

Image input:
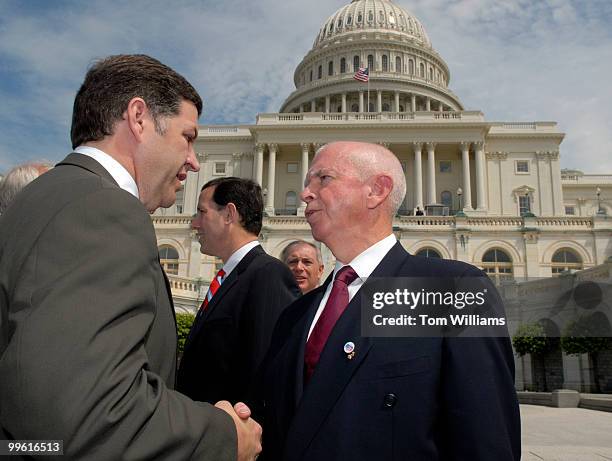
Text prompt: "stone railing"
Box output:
[[256, 111, 484, 125], [151, 216, 193, 226], [167, 275, 202, 294], [561, 174, 612, 184], [534, 217, 593, 227], [464, 217, 524, 227]]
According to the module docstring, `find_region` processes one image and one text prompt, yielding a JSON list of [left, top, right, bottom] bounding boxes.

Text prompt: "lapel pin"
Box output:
[[344, 341, 356, 360]]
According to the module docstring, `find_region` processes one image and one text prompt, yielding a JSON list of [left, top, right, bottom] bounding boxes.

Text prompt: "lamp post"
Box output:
[[456, 187, 466, 217], [596, 186, 606, 215]]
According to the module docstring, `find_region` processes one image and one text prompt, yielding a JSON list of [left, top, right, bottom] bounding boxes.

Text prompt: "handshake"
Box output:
[[215, 401, 262, 461]]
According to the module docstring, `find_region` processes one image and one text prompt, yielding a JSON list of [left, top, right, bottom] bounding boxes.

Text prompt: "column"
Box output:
[[377, 90, 382, 112], [411, 94, 416, 112], [232, 152, 243, 178], [299, 104, 304, 113], [325, 95, 331, 113], [394, 91, 400, 112], [413, 143, 423, 211], [310, 100, 316, 112], [426, 97, 431, 111], [265, 143, 277, 215], [298, 143, 309, 216], [254, 143, 264, 186], [359, 91, 364, 113], [438, 101, 443, 112], [460, 142, 473, 210], [341, 93, 347, 113], [474, 141, 487, 210], [426, 142, 436, 205]]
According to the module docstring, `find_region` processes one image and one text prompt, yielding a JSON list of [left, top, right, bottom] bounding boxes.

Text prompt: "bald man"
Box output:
[[281, 240, 324, 294], [254, 141, 520, 461]]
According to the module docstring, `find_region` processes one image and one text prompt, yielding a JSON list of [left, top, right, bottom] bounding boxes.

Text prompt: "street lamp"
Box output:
[[596, 186, 606, 215], [456, 187, 466, 217]]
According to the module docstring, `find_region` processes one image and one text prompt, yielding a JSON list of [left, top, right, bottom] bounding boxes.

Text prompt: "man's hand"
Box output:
[[215, 400, 262, 461]]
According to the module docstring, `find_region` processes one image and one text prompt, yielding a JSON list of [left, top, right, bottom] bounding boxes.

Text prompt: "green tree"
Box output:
[[176, 312, 196, 358], [512, 322, 551, 357], [561, 314, 612, 393]]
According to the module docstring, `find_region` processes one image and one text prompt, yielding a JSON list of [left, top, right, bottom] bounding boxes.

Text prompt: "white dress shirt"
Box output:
[[222, 240, 261, 278], [307, 234, 397, 339], [74, 146, 139, 199]]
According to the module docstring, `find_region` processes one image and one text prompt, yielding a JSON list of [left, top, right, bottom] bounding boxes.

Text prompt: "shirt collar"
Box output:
[[332, 234, 397, 283], [74, 146, 139, 199], [223, 240, 261, 277]]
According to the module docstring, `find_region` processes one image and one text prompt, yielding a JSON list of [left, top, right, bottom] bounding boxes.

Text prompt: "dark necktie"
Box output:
[[199, 268, 226, 313], [304, 265, 359, 382]]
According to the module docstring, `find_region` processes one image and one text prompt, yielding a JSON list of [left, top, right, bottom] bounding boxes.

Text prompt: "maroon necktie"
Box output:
[[304, 265, 359, 382]]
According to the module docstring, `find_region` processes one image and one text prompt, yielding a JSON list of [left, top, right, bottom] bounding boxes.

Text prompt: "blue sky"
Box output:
[[1, 0, 611, 173]]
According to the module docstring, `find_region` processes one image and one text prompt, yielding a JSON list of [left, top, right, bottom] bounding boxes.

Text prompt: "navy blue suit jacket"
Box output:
[[253, 242, 520, 461]]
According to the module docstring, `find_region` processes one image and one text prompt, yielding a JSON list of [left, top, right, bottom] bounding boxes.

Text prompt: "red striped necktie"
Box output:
[[304, 265, 359, 382], [199, 269, 226, 312]]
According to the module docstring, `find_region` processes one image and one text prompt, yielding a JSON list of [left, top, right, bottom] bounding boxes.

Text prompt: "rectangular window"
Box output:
[[565, 206, 575, 215], [214, 162, 226, 175], [439, 161, 452, 173], [519, 195, 531, 215], [287, 162, 298, 173], [516, 160, 529, 173]]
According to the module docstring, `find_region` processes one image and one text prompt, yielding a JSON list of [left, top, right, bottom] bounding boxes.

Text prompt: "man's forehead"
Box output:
[[289, 244, 317, 257]]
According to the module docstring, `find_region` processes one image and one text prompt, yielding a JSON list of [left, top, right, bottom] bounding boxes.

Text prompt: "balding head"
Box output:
[[301, 141, 405, 262]]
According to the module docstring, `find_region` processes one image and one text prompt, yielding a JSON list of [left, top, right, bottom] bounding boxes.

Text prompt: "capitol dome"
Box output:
[[280, 0, 463, 114]]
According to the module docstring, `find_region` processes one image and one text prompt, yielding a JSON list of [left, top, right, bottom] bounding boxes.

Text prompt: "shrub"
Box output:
[[512, 323, 552, 357], [176, 312, 196, 356]]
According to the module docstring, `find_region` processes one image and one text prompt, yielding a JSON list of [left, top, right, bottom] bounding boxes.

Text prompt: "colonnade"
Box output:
[[297, 90, 449, 114], [254, 141, 487, 215]]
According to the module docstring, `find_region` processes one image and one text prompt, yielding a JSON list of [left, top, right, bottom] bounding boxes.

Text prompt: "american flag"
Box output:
[[353, 67, 369, 82]]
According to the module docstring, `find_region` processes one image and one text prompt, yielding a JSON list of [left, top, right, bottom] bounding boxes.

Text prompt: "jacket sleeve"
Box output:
[[2, 188, 236, 460]]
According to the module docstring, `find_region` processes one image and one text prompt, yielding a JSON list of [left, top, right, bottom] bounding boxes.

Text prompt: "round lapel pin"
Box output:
[[344, 341, 356, 360]]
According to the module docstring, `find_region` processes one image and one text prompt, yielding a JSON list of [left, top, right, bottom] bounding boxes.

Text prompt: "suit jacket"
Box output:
[[0, 154, 236, 460], [177, 246, 300, 404], [254, 242, 521, 461]]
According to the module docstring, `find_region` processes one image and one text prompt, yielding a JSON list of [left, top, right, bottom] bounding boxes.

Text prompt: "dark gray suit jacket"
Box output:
[[0, 154, 236, 460]]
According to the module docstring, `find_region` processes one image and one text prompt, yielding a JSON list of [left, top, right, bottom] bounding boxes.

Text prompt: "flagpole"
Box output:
[[367, 70, 370, 113]]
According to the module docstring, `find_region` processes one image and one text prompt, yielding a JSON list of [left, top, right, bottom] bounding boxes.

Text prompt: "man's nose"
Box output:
[[300, 186, 314, 203], [187, 148, 200, 172]]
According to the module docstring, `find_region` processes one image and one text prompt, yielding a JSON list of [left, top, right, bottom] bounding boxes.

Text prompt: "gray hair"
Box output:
[[280, 240, 323, 265], [314, 142, 407, 217], [0, 162, 52, 214]]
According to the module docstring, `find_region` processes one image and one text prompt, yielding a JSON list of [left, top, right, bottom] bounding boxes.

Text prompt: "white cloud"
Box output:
[[0, 0, 610, 174]]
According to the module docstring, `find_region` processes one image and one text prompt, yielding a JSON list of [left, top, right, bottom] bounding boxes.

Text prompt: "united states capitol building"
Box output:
[[151, 1, 612, 392]]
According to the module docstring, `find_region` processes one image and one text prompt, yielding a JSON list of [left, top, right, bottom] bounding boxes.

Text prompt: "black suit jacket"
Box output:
[[0, 154, 236, 460], [254, 242, 521, 461], [177, 245, 300, 404]]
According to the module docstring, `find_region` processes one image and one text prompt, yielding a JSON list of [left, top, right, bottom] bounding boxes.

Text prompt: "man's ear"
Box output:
[[366, 174, 393, 209], [225, 202, 239, 224], [125, 97, 148, 142]]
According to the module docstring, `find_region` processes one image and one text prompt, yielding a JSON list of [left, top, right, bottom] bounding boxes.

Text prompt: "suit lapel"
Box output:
[[285, 242, 409, 458]]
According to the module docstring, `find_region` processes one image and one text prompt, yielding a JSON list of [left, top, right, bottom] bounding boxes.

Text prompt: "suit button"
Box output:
[[383, 393, 397, 408]]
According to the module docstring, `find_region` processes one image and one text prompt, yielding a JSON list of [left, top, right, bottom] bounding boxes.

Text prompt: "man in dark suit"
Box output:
[[177, 177, 300, 405], [254, 141, 520, 460], [0, 55, 261, 460]]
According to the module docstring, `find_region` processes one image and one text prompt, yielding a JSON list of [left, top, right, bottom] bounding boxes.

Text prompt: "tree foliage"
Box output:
[[560, 314, 612, 355], [176, 312, 196, 356], [512, 322, 553, 357]]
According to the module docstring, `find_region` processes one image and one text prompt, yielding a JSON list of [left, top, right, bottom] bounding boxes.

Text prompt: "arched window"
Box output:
[[328, 22, 334, 35], [408, 59, 414, 75], [318, 65, 322, 79], [482, 249, 513, 283], [382, 103, 390, 112], [382, 55, 388, 72], [416, 248, 442, 259], [328, 61, 334, 76], [347, 14, 352, 25], [429, 68, 433, 80], [340, 57, 346, 73], [309, 70, 313, 82], [441, 190, 452, 209], [379, 10, 384, 22], [337, 18, 343, 29], [159, 245, 179, 275], [395, 56, 402, 73], [367, 54, 374, 70], [353, 55, 360, 72], [551, 249, 583, 276], [368, 10, 374, 22], [419, 63, 425, 78], [357, 12, 363, 23], [351, 103, 359, 112], [285, 191, 298, 209]]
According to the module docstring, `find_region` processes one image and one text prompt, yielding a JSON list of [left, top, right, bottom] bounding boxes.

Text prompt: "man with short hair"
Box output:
[[281, 240, 324, 294], [0, 54, 261, 460], [255, 141, 520, 460], [177, 177, 300, 405], [0, 162, 52, 214]]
